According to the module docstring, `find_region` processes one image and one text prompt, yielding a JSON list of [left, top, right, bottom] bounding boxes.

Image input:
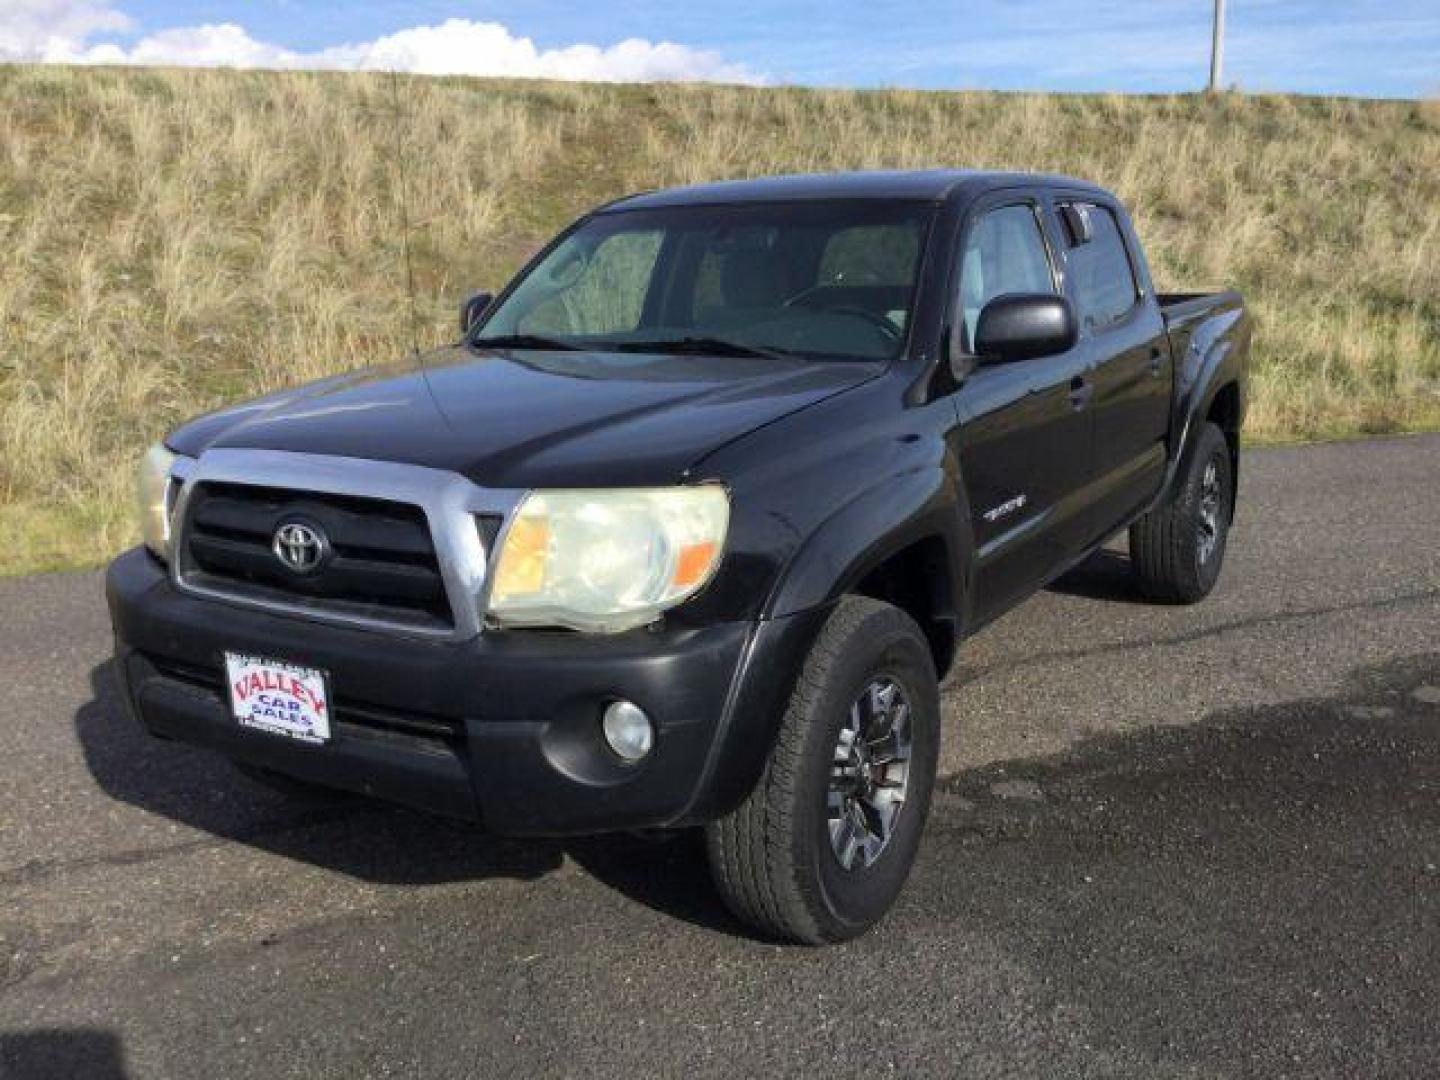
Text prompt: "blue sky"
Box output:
[[6, 1, 1439, 97]]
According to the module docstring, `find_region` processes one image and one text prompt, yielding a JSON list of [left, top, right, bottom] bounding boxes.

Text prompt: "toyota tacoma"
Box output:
[[107, 170, 1249, 944]]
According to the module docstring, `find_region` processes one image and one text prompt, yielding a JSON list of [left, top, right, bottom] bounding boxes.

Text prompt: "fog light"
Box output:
[[602, 700, 654, 762]]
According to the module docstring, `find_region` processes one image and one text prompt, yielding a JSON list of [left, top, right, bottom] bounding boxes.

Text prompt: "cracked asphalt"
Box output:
[[2, 434, 1438, 1079]]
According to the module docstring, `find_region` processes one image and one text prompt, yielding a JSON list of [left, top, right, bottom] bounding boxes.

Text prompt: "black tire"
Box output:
[[1129, 421, 1234, 603], [704, 596, 940, 945]]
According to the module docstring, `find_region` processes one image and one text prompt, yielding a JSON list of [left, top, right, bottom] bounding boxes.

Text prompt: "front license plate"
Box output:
[[224, 652, 331, 745]]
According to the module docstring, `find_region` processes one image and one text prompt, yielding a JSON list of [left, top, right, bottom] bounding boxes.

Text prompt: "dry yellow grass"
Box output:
[[1, 65, 1437, 574]]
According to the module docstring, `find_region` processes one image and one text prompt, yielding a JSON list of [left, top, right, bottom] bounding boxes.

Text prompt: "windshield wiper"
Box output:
[[470, 333, 581, 351], [610, 336, 799, 361]]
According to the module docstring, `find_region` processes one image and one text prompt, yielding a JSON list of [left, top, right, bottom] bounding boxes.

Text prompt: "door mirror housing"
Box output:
[[974, 294, 1077, 363], [460, 291, 494, 336]]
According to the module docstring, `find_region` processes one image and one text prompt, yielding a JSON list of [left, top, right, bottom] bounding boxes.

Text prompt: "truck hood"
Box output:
[[168, 345, 879, 488]]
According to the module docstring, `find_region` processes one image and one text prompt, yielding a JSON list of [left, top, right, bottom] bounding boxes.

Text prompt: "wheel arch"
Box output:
[[1205, 380, 1243, 521], [1165, 343, 1247, 519], [764, 466, 969, 678]]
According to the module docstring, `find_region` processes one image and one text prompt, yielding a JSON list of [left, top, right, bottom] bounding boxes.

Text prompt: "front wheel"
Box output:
[[705, 596, 940, 945], [1129, 421, 1234, 603]]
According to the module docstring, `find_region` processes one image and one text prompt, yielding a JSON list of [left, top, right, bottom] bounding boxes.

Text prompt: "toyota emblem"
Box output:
[[272, 521, 329, 574]]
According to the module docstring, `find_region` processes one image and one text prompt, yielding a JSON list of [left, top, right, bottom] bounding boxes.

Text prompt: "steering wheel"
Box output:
[[782, 282, 829, 309]]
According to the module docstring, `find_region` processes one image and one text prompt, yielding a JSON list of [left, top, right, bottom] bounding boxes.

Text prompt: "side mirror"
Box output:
[[460, 291, 494, 336], [974, 294, 1077, 363]]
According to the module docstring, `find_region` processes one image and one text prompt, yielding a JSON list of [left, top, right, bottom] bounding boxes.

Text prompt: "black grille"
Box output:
[[181, 482, 452, 631]]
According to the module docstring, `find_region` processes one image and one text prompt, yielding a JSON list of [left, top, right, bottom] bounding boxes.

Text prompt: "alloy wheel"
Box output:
[[827, 677, 913, 870], [1197, 456, 1224, 565]]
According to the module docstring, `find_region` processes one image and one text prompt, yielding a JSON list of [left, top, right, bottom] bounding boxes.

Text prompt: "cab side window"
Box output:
[[958, 205, 1056, 352], [1061, 203, 1139, 331]]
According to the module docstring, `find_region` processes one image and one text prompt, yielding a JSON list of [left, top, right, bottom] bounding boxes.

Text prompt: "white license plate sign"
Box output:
[[224, 653, 331, 744]]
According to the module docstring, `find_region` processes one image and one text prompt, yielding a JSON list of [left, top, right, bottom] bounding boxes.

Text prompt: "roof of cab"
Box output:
[[600, 169, 1110, 212]]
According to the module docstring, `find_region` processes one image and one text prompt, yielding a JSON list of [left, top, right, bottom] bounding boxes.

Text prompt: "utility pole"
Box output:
[[1208, 0, 1227, 92]]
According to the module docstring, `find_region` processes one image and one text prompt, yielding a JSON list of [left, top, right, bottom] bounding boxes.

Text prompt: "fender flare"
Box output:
[[679, 467, 970, 823], [1161, 324, 1247, 515], [764, 463, 970, 625]]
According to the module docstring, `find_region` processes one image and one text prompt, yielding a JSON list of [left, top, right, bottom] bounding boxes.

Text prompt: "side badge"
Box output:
[[982, 494, 1028, 524]]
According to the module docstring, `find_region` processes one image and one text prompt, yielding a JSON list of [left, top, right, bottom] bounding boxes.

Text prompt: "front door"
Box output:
[[949, 199, 1095, 624]]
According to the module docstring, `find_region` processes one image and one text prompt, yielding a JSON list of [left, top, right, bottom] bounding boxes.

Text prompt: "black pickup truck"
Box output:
[[107, 170, 1249, 944]]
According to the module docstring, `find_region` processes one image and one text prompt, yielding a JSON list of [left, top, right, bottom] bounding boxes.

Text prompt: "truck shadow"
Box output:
[[74, 661, 566, 887], [0, 1028, 130, 1080], [72, 661, 740, 931], [1045, 547, 1148, 603]]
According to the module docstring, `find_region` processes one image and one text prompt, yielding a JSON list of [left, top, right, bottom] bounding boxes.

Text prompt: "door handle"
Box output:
[[1068, 375, 1094, 410], [1149, 347, 1164, 376]]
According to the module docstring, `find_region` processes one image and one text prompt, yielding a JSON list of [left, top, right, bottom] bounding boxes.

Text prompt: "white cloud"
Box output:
[[2, 3, 763, 84], [0, 0, 129, 61]]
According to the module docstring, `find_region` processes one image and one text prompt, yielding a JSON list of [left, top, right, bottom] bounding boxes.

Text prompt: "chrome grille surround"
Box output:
[[170, 448, 524, 641]]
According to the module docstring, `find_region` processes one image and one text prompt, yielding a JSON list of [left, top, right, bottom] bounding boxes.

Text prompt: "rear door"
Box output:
[[1051, 197, 1172, 539], [950, 195, 1095, 623]]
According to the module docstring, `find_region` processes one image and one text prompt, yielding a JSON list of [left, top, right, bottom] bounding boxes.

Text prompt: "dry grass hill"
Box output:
[[1, 64, 1436, 573]]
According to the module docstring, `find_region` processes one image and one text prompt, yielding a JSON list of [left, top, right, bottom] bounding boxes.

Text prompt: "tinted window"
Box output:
[[689, 218, 924, 336], [958, 204, 1055, 351], [518, 230, 663, 335], [483, 202, 933, 362], [1064, 203, 1139, 330]]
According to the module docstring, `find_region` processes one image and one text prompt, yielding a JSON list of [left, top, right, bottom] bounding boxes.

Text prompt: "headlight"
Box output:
[[488, 486, 729, 632], [137, 443, 181, 560]]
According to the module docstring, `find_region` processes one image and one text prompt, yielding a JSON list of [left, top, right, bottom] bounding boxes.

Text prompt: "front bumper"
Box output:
[[106, 547, 824, 835]]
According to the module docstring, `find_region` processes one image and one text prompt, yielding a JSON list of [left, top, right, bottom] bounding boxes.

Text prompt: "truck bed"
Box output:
[[1158, 290, 1245, 358], [1157, 289, 1249, 433], [1158, 290, 1242, 321]]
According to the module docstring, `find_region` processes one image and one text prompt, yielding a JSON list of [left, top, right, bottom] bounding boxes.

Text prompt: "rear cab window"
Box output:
[[813, 225, 924, 331], [689, 217, 925, 337], [1057, 202, 1140, 332]]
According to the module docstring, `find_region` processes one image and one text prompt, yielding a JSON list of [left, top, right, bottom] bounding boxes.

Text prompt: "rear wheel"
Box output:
[[1129, 421, 1233, 603], [704, 596, 940, 944]]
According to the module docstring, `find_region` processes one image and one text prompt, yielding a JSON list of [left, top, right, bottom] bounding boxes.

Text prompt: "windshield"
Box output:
[[476, 201, 934, 362]]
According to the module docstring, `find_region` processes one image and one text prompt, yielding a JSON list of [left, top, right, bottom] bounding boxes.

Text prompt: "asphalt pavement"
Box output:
[[1, 434, 1437, 1079]]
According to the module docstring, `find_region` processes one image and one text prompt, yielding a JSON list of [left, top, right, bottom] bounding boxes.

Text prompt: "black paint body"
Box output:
[[109, 171, 1250, 833]]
